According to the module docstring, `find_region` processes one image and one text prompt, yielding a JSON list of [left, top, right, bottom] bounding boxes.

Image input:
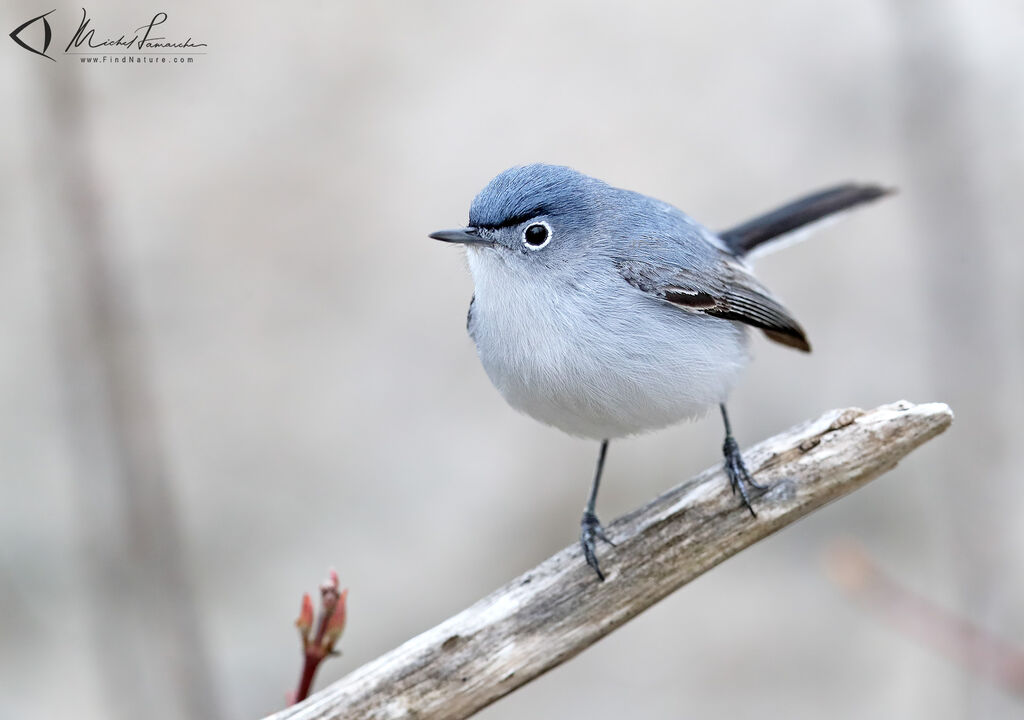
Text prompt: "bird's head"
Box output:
[[430, 164, 611, 273]]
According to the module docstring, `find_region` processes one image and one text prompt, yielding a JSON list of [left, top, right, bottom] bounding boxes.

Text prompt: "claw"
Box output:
[[580, 511, 615, 581], [722, 436, 766, 517]]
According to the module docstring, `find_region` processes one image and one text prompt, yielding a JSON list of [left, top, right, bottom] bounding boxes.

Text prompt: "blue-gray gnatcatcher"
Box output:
[[430, 164, 890, 580]]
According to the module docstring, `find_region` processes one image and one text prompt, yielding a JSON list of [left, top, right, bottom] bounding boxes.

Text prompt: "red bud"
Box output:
[[296, 593, 314, 643], [320, 568, 341, 606], [323, 589, 348, 651]]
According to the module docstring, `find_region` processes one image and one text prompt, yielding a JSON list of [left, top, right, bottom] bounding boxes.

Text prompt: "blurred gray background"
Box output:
[[2, 0, 1023, 718]]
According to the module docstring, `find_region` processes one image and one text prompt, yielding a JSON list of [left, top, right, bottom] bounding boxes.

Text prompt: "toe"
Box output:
[[581, 537, 605, 581]]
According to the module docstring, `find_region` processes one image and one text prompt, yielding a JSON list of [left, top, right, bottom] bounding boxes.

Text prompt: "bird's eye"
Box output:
[[522, 222, 551, 249]]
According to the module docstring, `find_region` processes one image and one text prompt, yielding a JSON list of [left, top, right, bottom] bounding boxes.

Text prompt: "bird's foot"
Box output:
[[723, 436, 767, 517], [580, 511, 616, 581]]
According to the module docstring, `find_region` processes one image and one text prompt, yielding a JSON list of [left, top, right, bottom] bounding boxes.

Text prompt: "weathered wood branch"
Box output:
[[268, 400, 952, 720]]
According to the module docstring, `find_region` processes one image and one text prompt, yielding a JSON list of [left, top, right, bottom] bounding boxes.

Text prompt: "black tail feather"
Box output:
[[719, 183, 894, 257]]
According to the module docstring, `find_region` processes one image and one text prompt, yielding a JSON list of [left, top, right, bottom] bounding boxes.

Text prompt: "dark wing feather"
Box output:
[[618, 258, 811, 352]]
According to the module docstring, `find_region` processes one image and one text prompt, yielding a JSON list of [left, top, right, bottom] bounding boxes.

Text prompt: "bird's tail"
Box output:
[[719, 183, 893, 258]]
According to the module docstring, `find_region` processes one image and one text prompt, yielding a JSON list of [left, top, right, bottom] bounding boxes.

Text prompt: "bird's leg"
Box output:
[[720, 403, 766, 517], [580, 439, 615, 581]]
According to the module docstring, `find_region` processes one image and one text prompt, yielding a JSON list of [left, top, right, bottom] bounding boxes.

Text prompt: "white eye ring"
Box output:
[[521, 220, 552, 250]]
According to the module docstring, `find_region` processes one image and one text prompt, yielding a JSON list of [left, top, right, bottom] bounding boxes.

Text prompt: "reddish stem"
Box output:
[[295, 647, 323, 704]]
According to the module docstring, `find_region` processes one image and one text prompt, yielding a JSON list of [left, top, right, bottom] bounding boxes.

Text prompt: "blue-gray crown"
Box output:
[[469, 164, 601, 228]]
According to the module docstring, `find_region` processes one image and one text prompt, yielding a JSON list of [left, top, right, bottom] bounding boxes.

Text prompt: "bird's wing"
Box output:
[[616, 256, 811, 352]]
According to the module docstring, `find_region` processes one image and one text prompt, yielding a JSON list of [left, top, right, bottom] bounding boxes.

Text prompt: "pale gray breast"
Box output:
[[465, 250, 750, 438]]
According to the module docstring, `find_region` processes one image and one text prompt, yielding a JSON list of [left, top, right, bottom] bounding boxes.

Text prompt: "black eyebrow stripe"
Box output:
[[477, 206, 546, 229]]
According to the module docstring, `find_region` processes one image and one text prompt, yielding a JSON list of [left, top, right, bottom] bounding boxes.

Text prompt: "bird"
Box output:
[[430, 164, 891, 580]]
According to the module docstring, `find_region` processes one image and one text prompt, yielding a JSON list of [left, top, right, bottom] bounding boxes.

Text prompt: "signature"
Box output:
[[64, 8, 206, 52]]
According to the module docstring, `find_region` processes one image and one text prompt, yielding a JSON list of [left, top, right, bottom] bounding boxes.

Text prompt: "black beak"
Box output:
[[429, 227, 494, 246]]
